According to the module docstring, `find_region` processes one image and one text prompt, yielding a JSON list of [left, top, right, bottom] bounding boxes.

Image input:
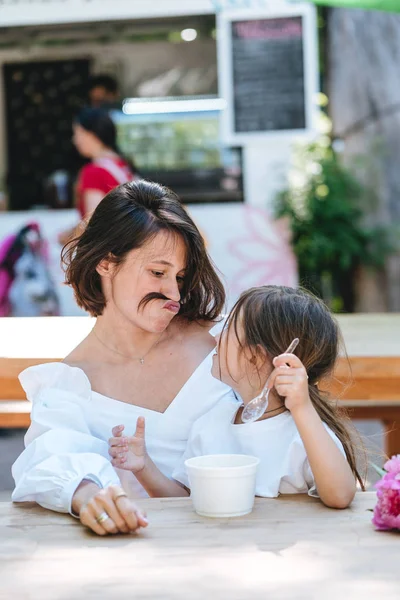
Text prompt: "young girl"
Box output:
[[108, 286, 363, 508]]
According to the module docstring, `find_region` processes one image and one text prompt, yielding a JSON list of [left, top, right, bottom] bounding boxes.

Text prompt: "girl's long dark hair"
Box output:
[[223, 285, 366, 490]]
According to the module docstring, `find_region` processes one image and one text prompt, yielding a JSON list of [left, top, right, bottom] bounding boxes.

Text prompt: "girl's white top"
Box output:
[[173, 397, 346, 498], [12, 346, 234, 514]]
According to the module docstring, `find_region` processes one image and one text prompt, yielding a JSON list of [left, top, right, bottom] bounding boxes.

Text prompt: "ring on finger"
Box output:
[[95, 511, 110, 524], [114, 491, 128, 500]]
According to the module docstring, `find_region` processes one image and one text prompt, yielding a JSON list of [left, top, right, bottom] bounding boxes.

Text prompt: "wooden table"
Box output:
[[0, 314, 399, 454], [0, 493, 398, 600]]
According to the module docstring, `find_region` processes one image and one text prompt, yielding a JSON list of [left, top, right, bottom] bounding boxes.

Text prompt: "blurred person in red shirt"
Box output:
[[59, 108, 137, 244]]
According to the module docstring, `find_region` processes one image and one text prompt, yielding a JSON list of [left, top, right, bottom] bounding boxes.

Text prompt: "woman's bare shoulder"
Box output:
[[173, 317, 221, 337], [62, 346, 99, 387], [172, 319, 224, 357], [62, 336, 93, 369]]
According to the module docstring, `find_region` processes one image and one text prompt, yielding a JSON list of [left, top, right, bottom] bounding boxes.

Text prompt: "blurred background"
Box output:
[[0, 0, 399, 498]]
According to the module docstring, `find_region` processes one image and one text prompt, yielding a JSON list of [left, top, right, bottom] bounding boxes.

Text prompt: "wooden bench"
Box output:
[[328, 314, 400, 457], [1, 315, 399, 455], [0, 358, 58, 428]]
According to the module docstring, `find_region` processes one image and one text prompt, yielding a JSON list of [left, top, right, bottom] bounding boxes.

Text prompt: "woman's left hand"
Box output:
[[267, 353, 311, 413]]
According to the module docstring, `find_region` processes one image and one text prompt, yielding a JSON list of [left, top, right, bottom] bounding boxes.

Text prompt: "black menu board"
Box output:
[[3, 59, 89, 210], [231, 17, 306, 134]]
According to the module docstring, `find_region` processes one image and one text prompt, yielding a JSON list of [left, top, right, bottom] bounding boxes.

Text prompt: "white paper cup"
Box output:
[[184, 454, 260, 518]]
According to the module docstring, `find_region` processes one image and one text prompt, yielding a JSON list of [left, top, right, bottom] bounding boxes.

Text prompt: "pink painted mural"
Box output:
[[189, 204, 298, 307]]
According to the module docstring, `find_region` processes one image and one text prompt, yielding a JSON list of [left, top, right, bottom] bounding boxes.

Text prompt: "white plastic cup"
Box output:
[[184, 454, 260, 518]]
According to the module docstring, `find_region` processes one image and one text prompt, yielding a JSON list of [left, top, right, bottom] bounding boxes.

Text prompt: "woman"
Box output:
[[12, 180, 232, 536], [58, 108, 136, 244]]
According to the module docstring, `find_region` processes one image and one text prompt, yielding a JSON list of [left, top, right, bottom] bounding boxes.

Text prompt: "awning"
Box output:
[[309, 1, 400, 12]]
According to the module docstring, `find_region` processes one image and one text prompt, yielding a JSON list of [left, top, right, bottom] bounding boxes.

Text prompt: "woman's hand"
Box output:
[[78, 483, 148, 536], [109, 417, 148, 473], [267, 353, 311, 413]]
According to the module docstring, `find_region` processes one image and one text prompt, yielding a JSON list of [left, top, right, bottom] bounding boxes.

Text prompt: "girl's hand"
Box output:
[[267, 353, 311, 413], [108, 417, 148, 474]]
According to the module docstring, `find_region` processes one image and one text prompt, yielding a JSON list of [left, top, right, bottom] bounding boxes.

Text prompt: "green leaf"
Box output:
[[370, 462, 386, 477]]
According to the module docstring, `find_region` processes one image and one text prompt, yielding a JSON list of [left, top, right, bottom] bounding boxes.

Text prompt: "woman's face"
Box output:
[[72, 124, 100, 158], [98, 230, 187, 333]]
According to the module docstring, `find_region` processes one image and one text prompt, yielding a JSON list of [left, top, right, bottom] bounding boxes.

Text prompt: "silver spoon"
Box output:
[[241, 338, 300, 424]]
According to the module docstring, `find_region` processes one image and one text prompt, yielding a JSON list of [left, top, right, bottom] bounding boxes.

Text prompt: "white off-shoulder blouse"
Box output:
[[12, 345, 235, 514]]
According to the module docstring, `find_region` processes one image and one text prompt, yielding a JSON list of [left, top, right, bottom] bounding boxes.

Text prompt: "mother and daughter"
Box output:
[[12, 180, 363, 536]]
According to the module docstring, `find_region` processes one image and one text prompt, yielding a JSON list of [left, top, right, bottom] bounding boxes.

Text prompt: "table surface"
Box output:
[[0, 493, 398, 600], [0, 313, 399, 358]]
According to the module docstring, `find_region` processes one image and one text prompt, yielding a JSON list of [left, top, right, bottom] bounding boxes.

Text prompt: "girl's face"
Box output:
[[211, 319, 249, 390], [211, 313, 273, 399], [97, 230, 187, 333]]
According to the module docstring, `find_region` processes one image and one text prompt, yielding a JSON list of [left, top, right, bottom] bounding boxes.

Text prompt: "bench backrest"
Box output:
[[1, 356, 399, 403], [0, 358, 60, 400]]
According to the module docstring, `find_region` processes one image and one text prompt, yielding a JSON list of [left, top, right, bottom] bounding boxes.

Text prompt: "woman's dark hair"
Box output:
[[62, 180, 225, 321], [75, 108, 138, 175], [76, 107, 118, 152], [89, 74, 118, 95], [222, 285, 365, 490], [75, 107, 137, 173]]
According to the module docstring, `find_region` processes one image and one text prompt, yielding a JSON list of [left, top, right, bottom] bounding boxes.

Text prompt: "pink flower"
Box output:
[[384, 454, 400, 475], [372, 461, 400, 531]]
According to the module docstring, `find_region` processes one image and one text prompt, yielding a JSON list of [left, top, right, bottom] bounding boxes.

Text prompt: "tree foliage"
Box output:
[[275, 139, 395, 308]]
